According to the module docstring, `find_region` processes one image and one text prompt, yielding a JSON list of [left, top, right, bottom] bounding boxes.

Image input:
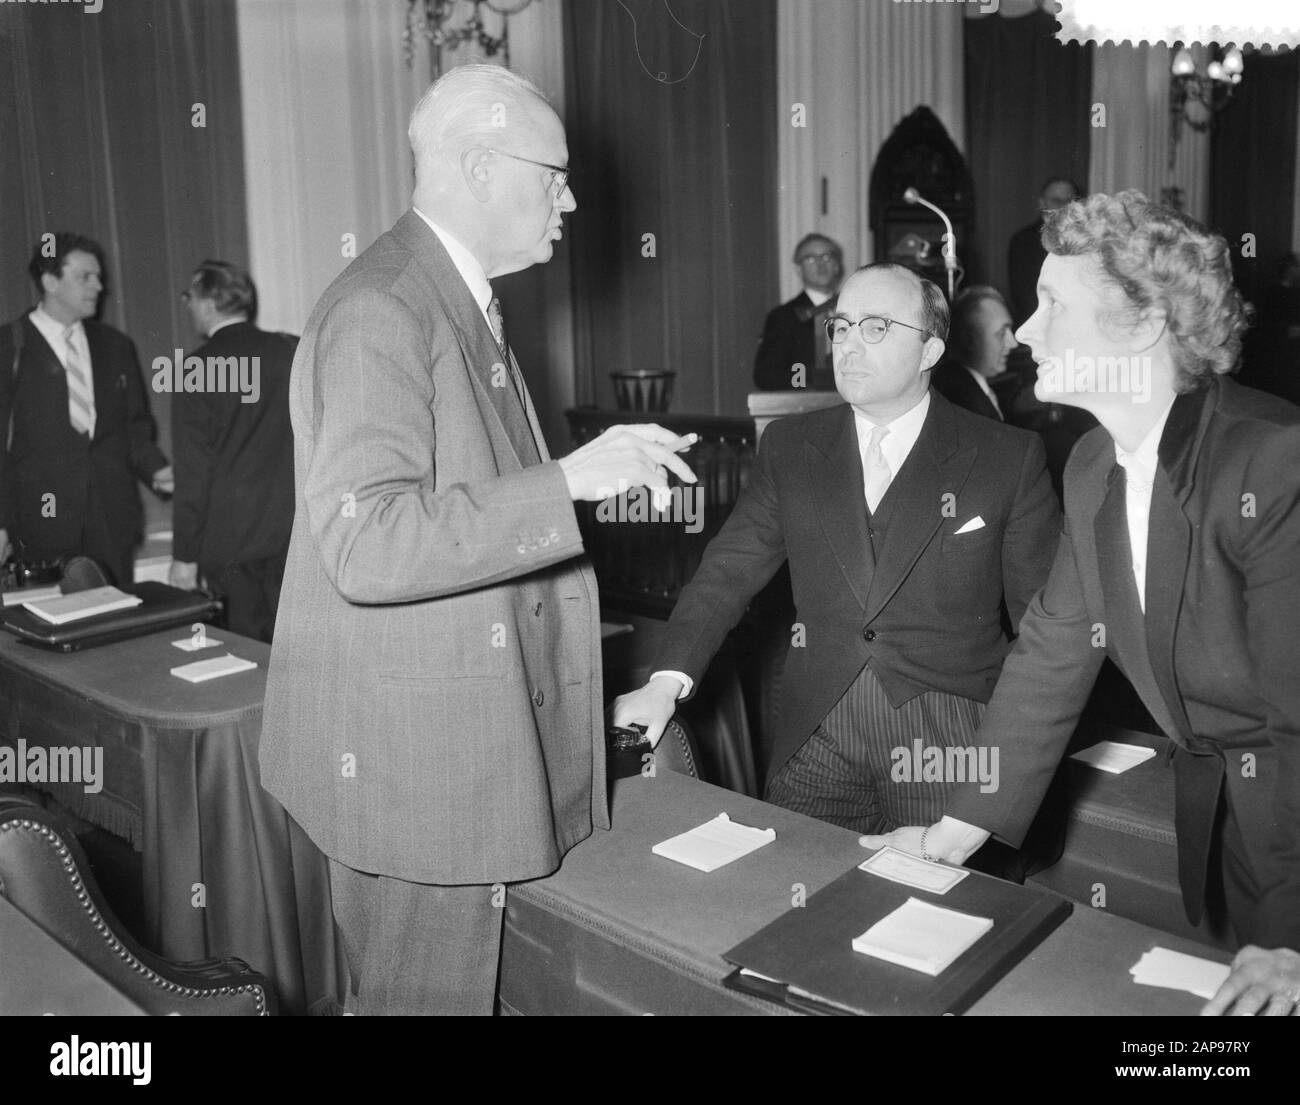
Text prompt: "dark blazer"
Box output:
[[259, 210, 606, 886], [0, 315, 166, 581], [932, 358, 1002, 421], [171, 321, 296, 578], [754, 291, 835, 390], [947, 377, 1300, 949], [656, 392, 1060, 777]]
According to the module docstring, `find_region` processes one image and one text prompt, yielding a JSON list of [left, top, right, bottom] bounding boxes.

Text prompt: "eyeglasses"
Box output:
[[798, 251, 837, 266], [825, 315, 930, 345], [487, 148, 572, 196]]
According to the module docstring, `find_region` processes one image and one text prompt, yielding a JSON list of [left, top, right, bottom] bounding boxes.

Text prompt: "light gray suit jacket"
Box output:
[[260, 210, 607, 885]]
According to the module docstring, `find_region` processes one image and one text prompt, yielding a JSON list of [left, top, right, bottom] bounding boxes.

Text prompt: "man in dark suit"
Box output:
[[616, 262, 1059, 855], [0, 234, 170, 586], [1007, 177, 1080, 328], [932, 285, 1017, 422], [753, 233, 843, 390], [259, 64, 695, 1015], [169, 261, 296, 642], [871, 191, 1300, 1016]]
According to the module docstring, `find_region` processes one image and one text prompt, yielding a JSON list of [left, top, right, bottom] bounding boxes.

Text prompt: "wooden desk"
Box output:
[[501, 771, 1229, 1015], [0, 626, 345, 1015]]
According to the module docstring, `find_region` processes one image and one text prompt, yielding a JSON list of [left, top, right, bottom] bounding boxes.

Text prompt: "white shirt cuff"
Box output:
[[650, 670, 693, 698]]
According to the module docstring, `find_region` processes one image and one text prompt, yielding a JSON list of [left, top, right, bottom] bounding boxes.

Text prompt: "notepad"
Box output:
[[852, 897, 994, 976], [21, 586, 143, 625], [859, 846, 970, 894], [2, 584, 62, 608], [1069, 740, 1158, 774], [651, 813, 776, 872], [1130, 947, 1231, 1000], [170, 654, 258, 683]]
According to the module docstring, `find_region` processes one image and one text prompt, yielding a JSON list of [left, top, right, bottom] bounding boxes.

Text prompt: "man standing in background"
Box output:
[[754, 232, 844, 390]]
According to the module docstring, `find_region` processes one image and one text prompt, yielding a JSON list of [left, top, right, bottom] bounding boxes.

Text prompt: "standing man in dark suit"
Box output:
[[753, 233, 843, 390], [617, 262, 1059, 852], [169, 261, 296, 642], [0, 234, 170, 586], [1007, 177, 1080, 328], [259, 63, 695, 1015], [871, 191, 1300, 1016], [932, 285, 1017, 421]]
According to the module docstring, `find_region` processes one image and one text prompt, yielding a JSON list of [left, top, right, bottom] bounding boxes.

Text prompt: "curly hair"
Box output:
[[1041, 189, 1248, 392]]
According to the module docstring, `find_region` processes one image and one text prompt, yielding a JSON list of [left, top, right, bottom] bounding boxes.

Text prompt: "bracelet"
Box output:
[[920, 826, 933, 863]]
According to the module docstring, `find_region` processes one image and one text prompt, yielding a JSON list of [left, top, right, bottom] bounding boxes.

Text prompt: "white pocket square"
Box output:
[[954, 516, 986, 535]]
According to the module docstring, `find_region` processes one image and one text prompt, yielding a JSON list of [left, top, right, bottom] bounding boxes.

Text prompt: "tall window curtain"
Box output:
[[963, 9, 1092, 295], [1211, 48, 1300, 305], [563, 0, 777, 416], [0, 0, 248, 532]]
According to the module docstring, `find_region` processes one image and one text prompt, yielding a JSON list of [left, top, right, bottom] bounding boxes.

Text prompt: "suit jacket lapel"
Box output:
[[804, 405, 873, 609], [1144, 385, 1215, 747], [863, 394, 974, 624], [507, 344, 547, 463], [392, 211, 537, 469]]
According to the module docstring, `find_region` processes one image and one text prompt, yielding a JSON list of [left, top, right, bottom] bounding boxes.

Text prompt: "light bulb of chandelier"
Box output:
[[1171, 48, 1195, 77], [1222, 47, 1244, 75], [1206, 60, 1225, 81]]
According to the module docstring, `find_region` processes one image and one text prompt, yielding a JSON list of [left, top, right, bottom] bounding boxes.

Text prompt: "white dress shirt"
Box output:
[[1114, 399, 1175, 613], [654, 391, 933, 701], [29, 305, 96, 437], [413, 207, 493, 328], [805, 287, 832, 308], [207, 315, 248, 338], [965, 366, 1003, 418]]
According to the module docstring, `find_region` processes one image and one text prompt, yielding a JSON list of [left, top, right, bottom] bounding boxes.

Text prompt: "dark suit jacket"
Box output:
[[656, 392, 1060, 776], [259, 210, 606, 886], [754, 292, 835, 390], [948, 377, 1300, 948], [0, 315, 166, 579], [1007, 220, 1046, 327], [171, 321, 296, 578], [932, 358, 1002, 421]]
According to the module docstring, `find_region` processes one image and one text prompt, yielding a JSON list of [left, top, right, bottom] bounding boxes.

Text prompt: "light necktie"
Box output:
[[64, 327, 96, 438], [863, 424, 892, 513]]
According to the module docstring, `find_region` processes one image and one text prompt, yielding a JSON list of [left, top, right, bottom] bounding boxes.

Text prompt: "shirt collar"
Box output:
[[413, 207, 493, 320], [31, 305, 83, 345], [1115, 398, 1176, 489], [805, 287, 832, 308], [208, 316, 247, 338], [854, 389, 931, 460]]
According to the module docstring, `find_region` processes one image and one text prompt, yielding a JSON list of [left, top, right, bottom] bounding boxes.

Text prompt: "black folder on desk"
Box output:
[[723, 864, 1072, 1015], [0, 582, 220, 652]]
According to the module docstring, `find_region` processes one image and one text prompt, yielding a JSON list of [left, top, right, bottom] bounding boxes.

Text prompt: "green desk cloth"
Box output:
[[0, 626, 345, 1015], [502, 771, 1231, 1015]]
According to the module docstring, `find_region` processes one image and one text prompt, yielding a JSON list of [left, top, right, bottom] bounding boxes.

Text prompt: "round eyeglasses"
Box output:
[[824, 315, 930, 345]]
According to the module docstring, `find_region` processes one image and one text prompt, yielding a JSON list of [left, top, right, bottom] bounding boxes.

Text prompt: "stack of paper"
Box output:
[[852, 897, 994, 976], [2, 584, 62, 608], [1130, 947, 1230, 999], [859, 846, 970, 895], [21, 586, 142, 625], [170, 654, 258, 683], [651, 813, 776, 872], [1069, 740, 1158, 774]]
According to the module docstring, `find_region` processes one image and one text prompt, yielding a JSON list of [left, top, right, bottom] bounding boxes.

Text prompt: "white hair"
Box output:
[[408, 63, 550, 171]]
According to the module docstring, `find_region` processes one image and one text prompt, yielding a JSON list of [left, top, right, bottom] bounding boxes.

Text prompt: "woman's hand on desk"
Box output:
[[859, 817, 991, 865], [1201, 945, 1300, 1016]]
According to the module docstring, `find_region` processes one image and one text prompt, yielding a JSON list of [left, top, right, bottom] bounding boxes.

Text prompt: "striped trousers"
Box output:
[[765, 661, 986, 834]]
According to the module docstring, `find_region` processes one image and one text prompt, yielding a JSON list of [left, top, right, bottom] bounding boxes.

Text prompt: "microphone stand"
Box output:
[[903, 188, 958, 301]]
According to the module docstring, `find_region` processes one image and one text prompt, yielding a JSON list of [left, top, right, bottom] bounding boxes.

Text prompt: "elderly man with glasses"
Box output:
[[753, 233, 845, 391], [617, 261, 1060, 878]]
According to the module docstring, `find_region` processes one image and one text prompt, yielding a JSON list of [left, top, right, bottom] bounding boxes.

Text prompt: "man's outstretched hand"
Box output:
[[860, 817, 991, 865], [559, 424, 697, 502]]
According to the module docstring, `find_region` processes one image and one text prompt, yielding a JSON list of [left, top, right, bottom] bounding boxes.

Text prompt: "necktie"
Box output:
[[488, 296, 527, 411], [64, 327, 96, 438], [863, 424, 892, 513]]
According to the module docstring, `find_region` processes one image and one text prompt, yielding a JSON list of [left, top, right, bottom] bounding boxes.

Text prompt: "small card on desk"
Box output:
[[859, 846, 970, 894], [1130, 947, 1230, 1000], [852, 897, 994, 976], [651, 812, 775, 872], [170, 654, 258, 683], [1070, 740, 1157, 774]]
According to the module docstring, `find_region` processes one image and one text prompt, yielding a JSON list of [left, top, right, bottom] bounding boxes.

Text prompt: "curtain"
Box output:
[[563, 0, 777, 416], [963, 9, 1093, 295], [1211, 48, 1300, 305], [0, 0, 248, 535]]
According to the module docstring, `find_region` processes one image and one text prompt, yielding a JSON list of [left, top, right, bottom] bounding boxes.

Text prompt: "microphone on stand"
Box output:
[[903, 187, 958, 301]]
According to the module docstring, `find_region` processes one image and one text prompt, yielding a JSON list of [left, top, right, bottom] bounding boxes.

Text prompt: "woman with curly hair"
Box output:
[[866, 190, 1300, 1016]]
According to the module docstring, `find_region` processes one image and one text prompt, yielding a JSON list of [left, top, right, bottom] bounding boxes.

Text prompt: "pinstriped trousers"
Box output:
[[765, 661, 986, 834]]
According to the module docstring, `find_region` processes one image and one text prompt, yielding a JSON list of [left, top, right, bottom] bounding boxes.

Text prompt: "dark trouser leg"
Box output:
[[328, 859, 504, 1016], [215, 556, 286, 643], [764, 722, 885, 834]]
